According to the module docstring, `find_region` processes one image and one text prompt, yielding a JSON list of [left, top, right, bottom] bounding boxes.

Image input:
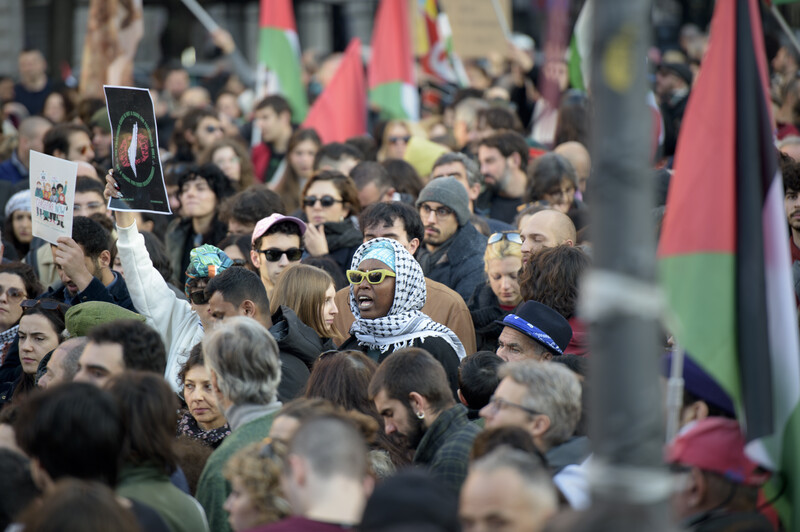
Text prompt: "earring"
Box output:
[[416, 411, 425, 420]]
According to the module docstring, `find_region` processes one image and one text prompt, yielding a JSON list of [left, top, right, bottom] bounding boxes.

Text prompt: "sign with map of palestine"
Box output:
[[104, 85, 172, 214]]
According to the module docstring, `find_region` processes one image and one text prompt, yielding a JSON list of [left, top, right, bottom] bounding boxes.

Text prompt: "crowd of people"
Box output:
[[0, 7, 793, 531]]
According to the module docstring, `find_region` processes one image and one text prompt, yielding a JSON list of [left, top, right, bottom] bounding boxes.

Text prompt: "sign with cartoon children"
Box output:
[[103, 85, 172, 214], [29, 151, 77, 245]]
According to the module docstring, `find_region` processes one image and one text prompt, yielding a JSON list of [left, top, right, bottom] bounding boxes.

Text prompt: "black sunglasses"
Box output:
[[257, 247, 304, 262], [21, 299, 70, 314], [388, 135, 410, 144], [189, 290, 209, 306], [303, 195, 344, 208]]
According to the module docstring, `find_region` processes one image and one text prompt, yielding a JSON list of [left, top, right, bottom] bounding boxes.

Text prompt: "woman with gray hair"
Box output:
[[195, 316, 283, 532]]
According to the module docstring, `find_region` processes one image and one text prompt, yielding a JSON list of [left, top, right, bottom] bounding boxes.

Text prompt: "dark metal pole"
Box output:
[[580, 0, 674, 526]]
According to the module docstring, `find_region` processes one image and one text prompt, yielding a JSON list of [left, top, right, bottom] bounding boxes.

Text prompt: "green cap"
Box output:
[[65, 301, 146, 338]]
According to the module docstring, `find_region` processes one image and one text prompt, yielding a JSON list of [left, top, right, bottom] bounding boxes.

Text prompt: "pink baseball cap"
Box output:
[[665, 417, 771, 486], [251, 214, 307, 245]]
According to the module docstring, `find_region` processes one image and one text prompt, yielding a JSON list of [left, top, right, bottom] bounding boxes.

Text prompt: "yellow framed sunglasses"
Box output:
[[346, 269, 396, 285]]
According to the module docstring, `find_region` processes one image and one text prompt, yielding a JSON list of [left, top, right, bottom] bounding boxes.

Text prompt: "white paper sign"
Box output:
[[29, 151, 78, 245]]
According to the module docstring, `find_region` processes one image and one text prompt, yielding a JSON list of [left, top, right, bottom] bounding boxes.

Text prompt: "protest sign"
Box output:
[[29, 151, 77, 245], [104, 85, 172, 214], [439, 0, 511, 59]]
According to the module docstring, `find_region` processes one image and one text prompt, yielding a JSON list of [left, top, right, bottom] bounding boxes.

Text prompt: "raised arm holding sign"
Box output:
[[104, 85, 172, 215]]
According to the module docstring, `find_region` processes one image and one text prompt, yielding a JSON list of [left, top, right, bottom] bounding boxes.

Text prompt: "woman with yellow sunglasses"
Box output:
[[337, 238, 465, 396]]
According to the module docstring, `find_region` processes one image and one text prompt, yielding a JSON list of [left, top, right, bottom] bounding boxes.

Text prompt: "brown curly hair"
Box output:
[[223, 440, 291, 524], [519, 245, 590, 319]]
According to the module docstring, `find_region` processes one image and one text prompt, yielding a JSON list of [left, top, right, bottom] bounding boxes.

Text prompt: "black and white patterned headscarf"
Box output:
[[349, 238, 466, 358]]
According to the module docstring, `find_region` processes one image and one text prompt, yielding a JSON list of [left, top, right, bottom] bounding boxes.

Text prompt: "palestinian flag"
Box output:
[[368, 0, 419, 121], [301, 38, 367, 144], [658, 0, 800, 526], [567, 0, 592, 91], [259, 0, 308, 122], [416, 0, 467, 86]]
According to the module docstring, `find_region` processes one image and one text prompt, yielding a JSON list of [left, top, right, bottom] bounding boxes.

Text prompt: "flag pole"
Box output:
[[771, 5, 800, 58], [490, 0, 512, 41], [579, 0, 673, 526], [665, 343, 684, 442]]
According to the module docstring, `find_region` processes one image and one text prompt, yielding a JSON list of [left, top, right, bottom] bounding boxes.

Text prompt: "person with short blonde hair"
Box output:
[[223, 441, 290, 531], [469, 232, 523, 352]]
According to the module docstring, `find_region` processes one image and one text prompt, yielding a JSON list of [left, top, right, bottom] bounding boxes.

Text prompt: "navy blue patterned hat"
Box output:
[[496, 300, 573, 356]]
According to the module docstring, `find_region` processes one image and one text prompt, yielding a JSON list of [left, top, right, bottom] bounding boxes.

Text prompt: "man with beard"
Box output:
[[782, 155, 800, 304], [783, 155, 800, 263], [368, 347, 480, 494], [415, 177, 487, 302], [41, 216, 135, 311], [476, 131, 529, 224]]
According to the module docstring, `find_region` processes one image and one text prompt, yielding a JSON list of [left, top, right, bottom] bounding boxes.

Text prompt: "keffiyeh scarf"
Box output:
[[349, 238, 466, 359]]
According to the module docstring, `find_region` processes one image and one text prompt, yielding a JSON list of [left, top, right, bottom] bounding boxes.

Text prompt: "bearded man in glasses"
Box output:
[[480, 359, 590, 510], [415, 176, 487, 303]]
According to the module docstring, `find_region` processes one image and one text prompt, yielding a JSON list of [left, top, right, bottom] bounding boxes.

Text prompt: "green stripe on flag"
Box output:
[[369, 81, 412, 120], [259, 27, 308, 122], [659, 253, 741, 406], [766, 403, 800, 523], [568, 35, 584, 91]]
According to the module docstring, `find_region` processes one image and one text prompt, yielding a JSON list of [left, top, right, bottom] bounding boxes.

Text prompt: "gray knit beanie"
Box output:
[[415, 176, 471, 226]]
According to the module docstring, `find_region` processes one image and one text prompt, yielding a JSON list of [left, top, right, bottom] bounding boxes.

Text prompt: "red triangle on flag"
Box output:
[[302, 38, 367, 144], [368, 0, 415, 88], [259, 0, 297, 31]]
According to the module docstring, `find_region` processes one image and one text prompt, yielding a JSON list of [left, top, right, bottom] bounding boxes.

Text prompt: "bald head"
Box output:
[[38, 337, 89, 390], [554, 141, 591, 193], [519, 210, 576, 264], [76, 161, 100, 181], [17, 116, 52, 168]]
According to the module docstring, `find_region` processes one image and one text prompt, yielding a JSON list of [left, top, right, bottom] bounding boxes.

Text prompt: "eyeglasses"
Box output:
[[303, 195, 344, 208], [485, 396, 542, 417], [419, 203, 454, 218], [346, 269, 396, 285], [488, 232, 523, 245], [189, 290, 209, 306], [21, 299, 70, 314], [389, 135, 410, 144], [257, 247, 304, 262], [0, 286, 26, 300]]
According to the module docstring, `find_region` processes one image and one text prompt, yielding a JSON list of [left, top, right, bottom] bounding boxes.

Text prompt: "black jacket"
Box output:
[[270, 305, 333, 401], [467, 283, 508, 353], [417, 223, 488, 303], [339, 334, 460, 397], [40, 271, 136, 313], [165, 216, 229, 287], [318, 219, 362, 276]]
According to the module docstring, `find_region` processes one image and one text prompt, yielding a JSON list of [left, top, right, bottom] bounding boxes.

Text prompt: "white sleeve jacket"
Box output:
[[116, 221, 204, 391]]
